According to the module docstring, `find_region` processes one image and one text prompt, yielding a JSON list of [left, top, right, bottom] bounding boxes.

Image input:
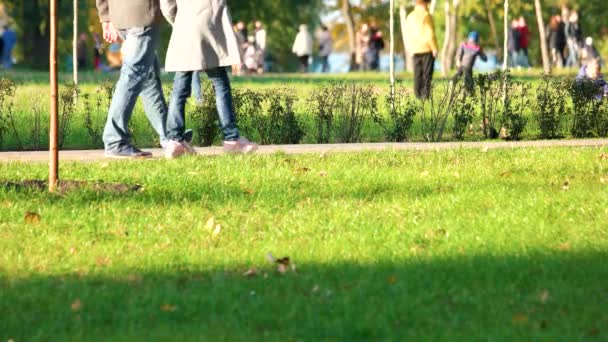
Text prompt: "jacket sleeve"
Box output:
[[479, 48, 488, 62], [95, 0, 110, 23], [424, 14, 438, 52], [160, 0, 178, 25]]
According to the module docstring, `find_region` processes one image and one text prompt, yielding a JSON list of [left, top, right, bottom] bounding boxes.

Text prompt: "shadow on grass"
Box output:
[[1, 252, 606, 340]]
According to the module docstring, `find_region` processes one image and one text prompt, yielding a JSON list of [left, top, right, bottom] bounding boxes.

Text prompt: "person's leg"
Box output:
[[205, 67, 240, 141], [166, 71, 193, 142], [421, 53, 435, 100], [413, 54, 424, 99], [464, 67, 474, 92], [102, 25, 163, 153], [139, 51, 168, 147], [191, 71, 203, 103]]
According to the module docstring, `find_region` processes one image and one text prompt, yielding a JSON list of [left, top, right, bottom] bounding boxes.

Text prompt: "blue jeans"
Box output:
[[102, 25, 167, 151], [191, 71, 203, 103], [167, 67, 240, 142]]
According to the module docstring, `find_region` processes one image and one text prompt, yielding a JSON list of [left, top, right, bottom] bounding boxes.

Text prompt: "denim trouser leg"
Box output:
[[102, 25, 167, 151], [191, 71, 203, 103], [166, 71, 193, 141], [206, 67, 240, 141]]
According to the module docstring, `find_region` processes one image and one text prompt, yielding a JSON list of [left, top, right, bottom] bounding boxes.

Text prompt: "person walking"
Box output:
[[508, 19, 521, 68], [95, 0, 169, 158], [161, 0, 257, 159], [97, 0, 167, 158], [318, 25, 333, 73], [76, 33, 88, 70], [368, 22, 385, 71], [452, 31, 487, 92], [254, 20, 267, 73], [516, 17, 531, 68], [547, 15, 566, 68], [355, 23, 370, 71], [292, 24, 313, 73], [1, 25, 16, 69], [405, 0, 438, 100], [564, 9, 582, 68]]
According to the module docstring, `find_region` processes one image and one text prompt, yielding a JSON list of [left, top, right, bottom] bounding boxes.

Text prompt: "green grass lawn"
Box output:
[[1, 147, 608, 340]]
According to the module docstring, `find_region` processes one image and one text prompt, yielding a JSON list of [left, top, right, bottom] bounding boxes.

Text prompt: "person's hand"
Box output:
[[432, 50, 438, 58], [102, 22, 119, 44]]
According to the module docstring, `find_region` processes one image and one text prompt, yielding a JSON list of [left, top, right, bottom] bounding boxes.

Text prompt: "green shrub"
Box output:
[[373, 84, 418, 142], [534, 75, 568, 139]]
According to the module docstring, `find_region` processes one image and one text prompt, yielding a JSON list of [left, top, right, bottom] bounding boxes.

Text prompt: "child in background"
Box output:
[[576, 58, 608, 100], [452, 31, 487, 92]]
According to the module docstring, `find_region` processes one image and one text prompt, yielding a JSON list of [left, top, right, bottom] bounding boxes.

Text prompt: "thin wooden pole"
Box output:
[[73, 0, 78, 85], [389, 0, 395, 110], [503, 0, 509, 70], [49, 0, 59, 192]]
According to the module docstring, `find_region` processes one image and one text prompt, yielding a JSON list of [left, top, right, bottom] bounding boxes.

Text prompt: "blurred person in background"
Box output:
[[254, 20, 266, 73], [547, 14, 566, 68], [564, 7, 582, 68], [404, 0, 438, 100], [2, 24, 16, 69], [516, 16, 531, 68], [292, 24, 313, 73], [76, 33, 88, 69], [317, 24, 333, 73]]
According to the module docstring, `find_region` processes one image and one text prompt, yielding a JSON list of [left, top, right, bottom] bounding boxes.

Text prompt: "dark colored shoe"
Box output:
[[104, 146, 153, 159], [183, 129, 194, 143]]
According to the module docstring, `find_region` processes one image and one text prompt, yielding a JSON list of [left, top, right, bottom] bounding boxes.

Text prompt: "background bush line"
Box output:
[[1, 71, 607, 151]]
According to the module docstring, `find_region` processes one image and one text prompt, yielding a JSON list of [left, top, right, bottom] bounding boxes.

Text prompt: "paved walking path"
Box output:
[[1, 139, 608, 163]]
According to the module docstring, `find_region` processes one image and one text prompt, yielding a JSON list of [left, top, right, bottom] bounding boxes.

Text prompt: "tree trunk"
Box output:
[[429, 0, 437, 15], [534, 0, 551, 74], [486, 0, 501, 60], [399, 1, 413, 72], [503, 0, 508, 70], [441, 0, 459, 77], [73, 0, 78, 85], [341, 0, 357, 71]]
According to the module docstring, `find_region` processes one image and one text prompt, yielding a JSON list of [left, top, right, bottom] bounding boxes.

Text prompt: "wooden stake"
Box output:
[[73, 0, 78, 85], [389, 0, 395, 111], [49, 0, 59, 192], [503, 0, 509, 70]]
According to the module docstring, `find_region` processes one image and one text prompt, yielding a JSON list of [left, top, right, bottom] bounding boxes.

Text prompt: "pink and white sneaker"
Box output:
[[223, 137, 258, 154], [165, 140, 187, 159], [181, 140, 198, 155]]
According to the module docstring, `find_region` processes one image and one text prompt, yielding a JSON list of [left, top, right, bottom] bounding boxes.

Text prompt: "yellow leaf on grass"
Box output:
[[161, 304, 177, 312], [539, 289, 550, 303], [24, 212, 41, 224], [420, 171, 430, 177], [212, 224, 222, 237], [204, 217, 215, 231], [512, 313, 528, 324], [388, 276, 397, 285], [71, 299, 82, 312]]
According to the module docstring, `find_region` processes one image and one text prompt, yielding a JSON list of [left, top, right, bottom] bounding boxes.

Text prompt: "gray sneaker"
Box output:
[[105, 146, 153, 159], [223, 137, 258, 154]]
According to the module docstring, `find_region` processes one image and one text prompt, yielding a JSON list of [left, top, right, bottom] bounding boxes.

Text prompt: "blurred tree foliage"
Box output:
[[0, 0, 607, 71]]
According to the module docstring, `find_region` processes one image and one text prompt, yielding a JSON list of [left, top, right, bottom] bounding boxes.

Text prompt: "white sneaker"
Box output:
[[223, 137, 258, 154], [165, 140, 187, 160]]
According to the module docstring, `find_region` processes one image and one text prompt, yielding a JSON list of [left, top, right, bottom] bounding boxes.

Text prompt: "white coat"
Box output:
[[160, 0, 241, 72]]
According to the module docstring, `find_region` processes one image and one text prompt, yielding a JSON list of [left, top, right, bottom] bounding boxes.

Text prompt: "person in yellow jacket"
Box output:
[[405, 0, 438, 100]]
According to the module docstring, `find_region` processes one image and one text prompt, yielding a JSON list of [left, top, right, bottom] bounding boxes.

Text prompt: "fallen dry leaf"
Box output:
[[212, 224, 222, 237], [24, 212, 41, 224], [266, 252, 276, 263], [71, 299, 82, 312], [161, 304, 177, 312], [601, 177, 607, 184], [243, 188, 255, 195], [539, 289, 550, 303], [512, 313, 528, 324], [69, 247, 76, 255], [294, 167, 311, 173], [562, 181, 570, 191], [600, 153, 608, 161], [276, 257, 291, 274], [500, 171, 512, 178], [319, 171, 328, 177], [388, 276, 397, 285], [557, 242, 571, 251], [204, 217, 215, 231], [100, 162, 110, 169], [481, 146, 489, 153], [420, 171, 430, 177], [96, 256, 111, 267], [243, 268, 258, 278]]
